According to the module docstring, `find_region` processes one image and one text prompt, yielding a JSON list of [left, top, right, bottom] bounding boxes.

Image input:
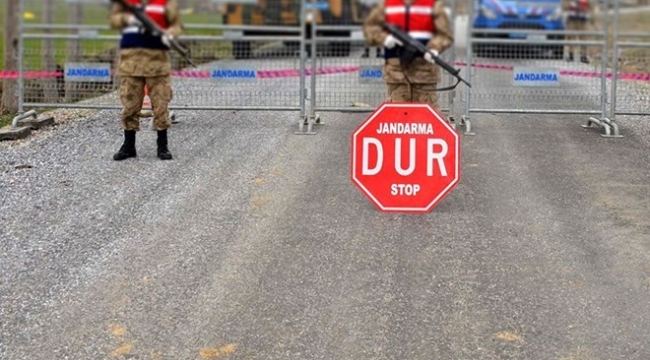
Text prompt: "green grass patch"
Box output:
[[597, 11, 650, 73], [2, 1, 225, 71], [615, 11, 648, 33], [0, 113, 16, 128]]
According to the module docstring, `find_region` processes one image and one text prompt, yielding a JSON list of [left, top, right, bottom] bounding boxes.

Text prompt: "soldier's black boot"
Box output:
[[113, 130, 137, 161], [567, 53, 574, 62], [156, 129, 172, 160], [580, 55, 589, 64]]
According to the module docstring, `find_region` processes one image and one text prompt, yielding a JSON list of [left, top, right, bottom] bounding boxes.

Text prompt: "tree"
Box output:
[[1, 0, 19, 114], [42, 0, 58, 104], [65, 1, 82, 102]]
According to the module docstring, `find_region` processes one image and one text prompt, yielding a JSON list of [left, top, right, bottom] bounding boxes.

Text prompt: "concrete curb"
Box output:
[[17, 114, 56, 129], [0, 110, 57, 141], [0, 126, 31, 141]]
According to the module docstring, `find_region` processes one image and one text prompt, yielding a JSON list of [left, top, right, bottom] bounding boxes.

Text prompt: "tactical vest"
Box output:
[[383, 0, 436, 59], [120, 0, 170, 50], [567, 0, 589, 20]]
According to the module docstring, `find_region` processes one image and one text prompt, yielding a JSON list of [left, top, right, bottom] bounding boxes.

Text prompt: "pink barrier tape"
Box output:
[[453, 62, 650, 81], [0, 66, 360, 79], [2, 63, 648, 81], [0, 71, 62, 79]]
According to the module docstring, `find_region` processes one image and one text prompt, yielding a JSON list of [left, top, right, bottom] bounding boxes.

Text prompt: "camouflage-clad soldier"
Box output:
[[563, 0, 593, 63], [110, 0, 183, 161], [363, 0, 453, 111]]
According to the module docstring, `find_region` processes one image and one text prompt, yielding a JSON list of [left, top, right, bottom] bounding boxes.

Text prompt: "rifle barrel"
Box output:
[[382, 23, 471, 88]]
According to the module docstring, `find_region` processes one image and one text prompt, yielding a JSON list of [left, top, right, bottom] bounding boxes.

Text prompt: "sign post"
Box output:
[[351, 102, 460, 213]]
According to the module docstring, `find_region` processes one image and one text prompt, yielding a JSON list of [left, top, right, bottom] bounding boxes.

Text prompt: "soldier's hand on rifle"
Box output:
[[126, 14, 142, 27], [423, 49, 439, 64], [161, 32, 174, 49], [383, 34, 403, 49]]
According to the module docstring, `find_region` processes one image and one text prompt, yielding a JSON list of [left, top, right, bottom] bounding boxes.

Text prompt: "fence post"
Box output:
[[610, 0, 620, 122], [597, 0, 621, 137], [599, 0, 609, 120], [64, 1, 82, 103], [461, 0, 474, 135], [1, 0, 20, 114], [445, 1, 456, 124], [308, 0, 319, 132], [18, 0, 25, 113], [296, 0, 318, 135], [42, 0, 58, 104], [297, 0, 307, 133]]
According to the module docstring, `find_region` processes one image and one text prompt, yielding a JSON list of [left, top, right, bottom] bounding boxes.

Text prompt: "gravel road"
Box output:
[[2, 46, 650, 359]]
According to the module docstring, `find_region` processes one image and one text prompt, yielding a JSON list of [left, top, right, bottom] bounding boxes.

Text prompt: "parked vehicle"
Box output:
[[221, 0, 359, 59], [472, 0, 565, 58]]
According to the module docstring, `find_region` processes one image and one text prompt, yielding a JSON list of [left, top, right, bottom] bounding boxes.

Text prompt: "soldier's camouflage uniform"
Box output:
[[363, 0, 453, 111], [562, 0, 593, 63], [110, 0, 183, 160]]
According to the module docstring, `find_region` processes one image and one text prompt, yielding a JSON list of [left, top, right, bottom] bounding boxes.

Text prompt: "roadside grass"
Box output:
[[0, 1, 4, 70], [2, 1, 225, 71], [605, 11, 650, 73], [0, 113, 16, 128], [584, 10, 650, 73], [1, 2, 226, 113]]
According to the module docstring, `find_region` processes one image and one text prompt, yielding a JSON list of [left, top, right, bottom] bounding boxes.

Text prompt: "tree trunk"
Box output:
[[65, 2, 82, 102], [42, 0, 58, 104], [1, 0, 19, 114]]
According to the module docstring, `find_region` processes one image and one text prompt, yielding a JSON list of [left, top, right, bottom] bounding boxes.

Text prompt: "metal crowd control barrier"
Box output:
[[16, 0, 312, 132], [12, 0, 635, 137], [14, 0, 465, 136], [299, 3, 461, 134], [462, 0, 621, 137], [22, 25, 308, 110], [303, 34, 457, 115], [17, 25, 307, 108]]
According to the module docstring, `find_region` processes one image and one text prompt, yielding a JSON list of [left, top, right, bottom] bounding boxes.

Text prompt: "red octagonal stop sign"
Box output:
[[351, 102, 460, 213]]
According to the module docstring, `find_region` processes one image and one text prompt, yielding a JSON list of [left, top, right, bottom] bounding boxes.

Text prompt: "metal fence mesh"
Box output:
[[463, 0, 612, 116], [466, 40, 607, 114], [612, 33, 650, 117], [17, 0, 463, 116], [14, 0, 645, 130], [19, 0, 306, 111], [309, 36, 455, 112]]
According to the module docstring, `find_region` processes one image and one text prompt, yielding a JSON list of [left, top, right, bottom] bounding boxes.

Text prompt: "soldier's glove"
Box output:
[[126, 15, 142, 27], [161, 33, 174, 49], [423, 50, 439, 64], [383, 34, 403, 49]]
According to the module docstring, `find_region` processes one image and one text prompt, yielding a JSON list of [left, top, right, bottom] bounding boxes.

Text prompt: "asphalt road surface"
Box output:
[[2, 46, 650, 359]]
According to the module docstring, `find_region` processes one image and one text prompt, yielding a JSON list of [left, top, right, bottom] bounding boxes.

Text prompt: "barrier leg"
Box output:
[[295, 0, 317, 135], [459, 115, 474, 136], [0, 112, 34, 141], [582, 116, 614, 137], [598, 117, 623, 138]]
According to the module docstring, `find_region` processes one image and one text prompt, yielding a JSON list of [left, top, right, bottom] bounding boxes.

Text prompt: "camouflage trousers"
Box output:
[[566, 20, 588, 56], [386, 82, 439, 111], [119, 75, 173, 131]]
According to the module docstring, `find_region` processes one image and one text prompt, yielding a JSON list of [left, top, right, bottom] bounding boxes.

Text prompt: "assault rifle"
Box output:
[[382, 23, 470, 90], [111, 0, 197, 68]]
